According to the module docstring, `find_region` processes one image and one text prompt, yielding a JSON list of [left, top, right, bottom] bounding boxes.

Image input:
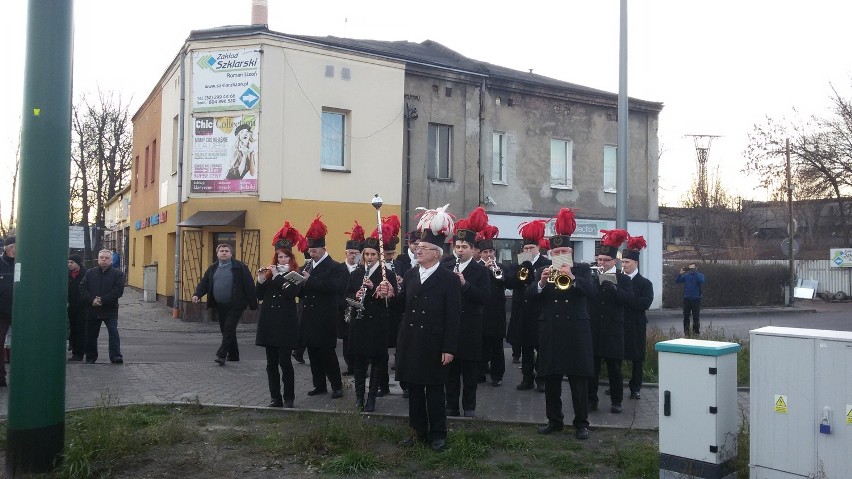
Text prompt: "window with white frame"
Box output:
[[321, 110, 346, 169], [550, 138, 573, 188], [603, 145, 617, 192], [492, 132, 507, 184], [427, 123, 452, 179]]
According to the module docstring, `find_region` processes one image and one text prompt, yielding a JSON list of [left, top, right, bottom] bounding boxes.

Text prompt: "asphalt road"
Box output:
[[648, 307, 852, 339]]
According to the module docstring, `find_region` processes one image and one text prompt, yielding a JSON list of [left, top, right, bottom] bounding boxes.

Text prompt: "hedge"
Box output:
[[662, 262, 788, 308]]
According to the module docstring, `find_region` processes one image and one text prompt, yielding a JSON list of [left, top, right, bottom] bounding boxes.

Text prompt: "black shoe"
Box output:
[[307, 388, 327, 396], [477, 375, 487, 383], [538, 423, 564, 434], [630, 391, 641, 400], [402, 389, 409, 399], [226, 357, 239, 362], [516, 381, 534, 390], [67, 355, 83, 362], [363, 395, 376, 413], [376, 387, 389, 397], [292, 353, 305, 364], [511, 357, 521, 364], [604, 388, 611, 395], [268, 399, 284, 408], [446, 408, 460, 417], [342, 369, 354, 376], [431, 439, 446, 452], [283, 400, 294, 408], [214, 356, 226, 365], [111, 358, 124, 364], [331, 389, 343, 399], [463, 410, 475, 418], [355, 397, 365, 409], [589, 401, 598, 411], [85, 359, 97, 364], [536, 383, 546, 393], [491, 380, 502, 387], [575, 427, 590, 440], [611, 404, 623, 414]]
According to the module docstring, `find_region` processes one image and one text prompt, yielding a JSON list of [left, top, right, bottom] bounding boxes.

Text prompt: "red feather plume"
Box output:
[[627, 235, 647, 251], [297, 234, 308, 253], [554, 208, 577, 236], [271, 221, 299, 247], [600, 228, 629, 248], [306, 214, 327, 239], [518, 219, 547, 243], [476, 224, 499, 241], [382, 215, 401, 238], [465, 207, 488, 233], [345, 220, 365, 242], [538, 238, 550, 250], [455, 218, 470, 231]]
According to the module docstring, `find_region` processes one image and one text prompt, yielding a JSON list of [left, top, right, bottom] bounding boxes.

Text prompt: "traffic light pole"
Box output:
[[7, 0, 74, 475]]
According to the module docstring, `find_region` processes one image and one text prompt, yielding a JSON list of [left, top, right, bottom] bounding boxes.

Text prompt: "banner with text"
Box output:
[[192, 48, 261, 112], [191, 113, 258, 193]]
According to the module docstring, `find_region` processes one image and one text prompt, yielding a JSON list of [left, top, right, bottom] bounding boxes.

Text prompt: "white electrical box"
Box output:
[[750, 327, 852, 479], [656, 339, 741, 479]]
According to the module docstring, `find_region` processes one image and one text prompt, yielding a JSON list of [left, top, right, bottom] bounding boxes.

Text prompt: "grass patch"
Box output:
[[643, 324, 750, 386], [321, 450, 385, 475]]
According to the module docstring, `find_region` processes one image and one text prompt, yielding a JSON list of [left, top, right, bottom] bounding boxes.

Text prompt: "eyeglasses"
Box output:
[[416, 245, 439, 253]]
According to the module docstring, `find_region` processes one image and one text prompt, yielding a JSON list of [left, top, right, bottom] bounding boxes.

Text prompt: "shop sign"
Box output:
[[135, 211, 168, 231]]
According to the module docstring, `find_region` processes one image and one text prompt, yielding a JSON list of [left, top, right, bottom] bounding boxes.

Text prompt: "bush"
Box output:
[[662, 262, 787, 308]]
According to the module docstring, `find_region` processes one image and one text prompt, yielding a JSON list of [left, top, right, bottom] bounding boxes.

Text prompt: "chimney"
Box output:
[[251, 0, 268, 25]]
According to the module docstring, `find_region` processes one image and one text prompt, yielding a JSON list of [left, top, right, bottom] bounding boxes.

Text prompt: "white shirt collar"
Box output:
[[312, 251, 329, 267], [346, 261, 358, 273], [408, 249, 416, 262], [604, 265, 617, 274], [627, 269, 638, 279], [531, 253, 540, 264], [419, 261, 441, 283], [458, 257, 473, 273], [367, 261, 380, 277]]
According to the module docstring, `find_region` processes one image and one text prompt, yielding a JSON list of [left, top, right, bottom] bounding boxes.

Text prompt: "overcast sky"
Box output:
[[2, 0, 850, 215]]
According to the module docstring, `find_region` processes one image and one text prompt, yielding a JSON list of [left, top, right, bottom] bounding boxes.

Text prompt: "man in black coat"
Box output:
[[621, 240, 654, 399], [0, 237, 15, 386], [477, 237, 507, 387], [67, 254, 88, 362], [391, 231, 419, 399], [192, 244, 258, 365], [80, 249, 126, 364], [396, 227, 461, 453], [299, 221, 347, 399], [526, 228, 596, 440], [503, 230, 551, 391], [587, 241, 633, 414], [444, 228, 489, 418]]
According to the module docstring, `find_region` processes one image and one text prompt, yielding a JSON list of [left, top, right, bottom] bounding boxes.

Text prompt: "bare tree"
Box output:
[[70, 89, 133, 260], [0, 130, 21, 237]]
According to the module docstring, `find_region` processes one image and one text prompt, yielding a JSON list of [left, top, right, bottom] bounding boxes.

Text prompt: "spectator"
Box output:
[[80, 249, 125, 364], [111, 249, 120, 270], [676, 263, 705, 336], [67, 254, 87, 362], [0, 236, 15, 386]]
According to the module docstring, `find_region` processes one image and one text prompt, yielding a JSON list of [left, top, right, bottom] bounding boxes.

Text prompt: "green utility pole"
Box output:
[[7, 0, 74, 475]]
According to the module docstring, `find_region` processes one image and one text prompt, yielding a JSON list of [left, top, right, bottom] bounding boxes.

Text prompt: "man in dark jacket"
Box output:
[[676, 263, 704, 335], [80, 249, 125, 364], [444, 227, 489, 418], [621, 238, 654, 399], [477, 236, 506, 387], [0, 236, 15, 386], [192, 244, 258, 365], [67, 254, 87, 361], [396, 221, 461, 453]]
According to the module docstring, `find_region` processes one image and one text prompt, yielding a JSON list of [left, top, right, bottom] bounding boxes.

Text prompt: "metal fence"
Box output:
[[714, 260, 852, 295]]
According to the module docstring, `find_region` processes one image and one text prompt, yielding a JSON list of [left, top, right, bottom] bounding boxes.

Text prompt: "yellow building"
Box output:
[[129, 26, 405, 320]]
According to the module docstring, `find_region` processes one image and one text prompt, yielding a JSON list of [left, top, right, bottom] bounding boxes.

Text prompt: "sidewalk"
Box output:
[[1, 288, 756, 431]]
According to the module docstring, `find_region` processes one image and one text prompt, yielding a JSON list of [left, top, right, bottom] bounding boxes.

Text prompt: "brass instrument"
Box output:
[[486, 260, 503, 280], [515, 252, 533, 282], [546, 266, 573, 290]]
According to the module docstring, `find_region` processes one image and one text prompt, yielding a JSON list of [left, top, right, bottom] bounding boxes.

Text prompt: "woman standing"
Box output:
[[256, 224, 303, 408], [346, 236, 396, 412]]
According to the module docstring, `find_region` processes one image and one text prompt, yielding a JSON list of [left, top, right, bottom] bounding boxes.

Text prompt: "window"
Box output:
[[492, 132, 507, 184], [321, 110, 346, 169], [427, 123, 452, 180], [550, 139, 573, 188], [603, 145, 617, 192], [134, 155, 139, 191], [150, 139, 157, 184], [144, 147, 150, 187], [171, 115, 179, 174]]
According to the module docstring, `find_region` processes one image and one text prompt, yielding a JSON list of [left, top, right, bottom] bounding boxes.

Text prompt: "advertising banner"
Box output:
[[830, 248, 852, 267], [192, 48, 261, 112], [191, 113, 258, 193]]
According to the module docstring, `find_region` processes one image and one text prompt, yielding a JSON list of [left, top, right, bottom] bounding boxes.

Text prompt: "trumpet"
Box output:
[[546, 266, 574, 290], [486, 260, 503, 280]]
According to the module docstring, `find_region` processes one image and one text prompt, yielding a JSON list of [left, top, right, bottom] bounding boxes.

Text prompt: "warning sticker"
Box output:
[[846, 405, 852, 425], [774, 395, 788, 414]]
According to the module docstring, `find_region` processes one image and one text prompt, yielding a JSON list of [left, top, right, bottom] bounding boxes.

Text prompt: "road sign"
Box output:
[[781, 238, 799, 257]]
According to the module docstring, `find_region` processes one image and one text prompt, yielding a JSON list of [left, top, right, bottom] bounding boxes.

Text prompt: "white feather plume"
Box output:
[[415, 203, 455, 236]]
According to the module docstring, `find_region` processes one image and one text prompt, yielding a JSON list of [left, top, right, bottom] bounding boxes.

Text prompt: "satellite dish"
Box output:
[[781, 238, 800, 257]]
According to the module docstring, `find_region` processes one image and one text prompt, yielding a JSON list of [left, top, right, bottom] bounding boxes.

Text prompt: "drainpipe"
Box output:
[[478, 78, 486, 206], [403, 102, 418, 242], [173, 46, 186, 319]]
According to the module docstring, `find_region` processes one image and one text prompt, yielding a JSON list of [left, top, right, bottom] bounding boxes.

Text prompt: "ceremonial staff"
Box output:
[[371, 194, 393, 302]]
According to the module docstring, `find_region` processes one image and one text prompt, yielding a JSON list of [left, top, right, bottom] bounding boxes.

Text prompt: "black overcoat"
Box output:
[[624, 272, 654, 361], [255, 273, 301, 350], [346, 264, 397, 358], [394, 265, 461, 385], [504, 255, 552, 347], [526, 263, 596, 378], [444, 259, 489, 361], [482, 272, 507, 339], [298, 255, 347, 349], [587, 270, 633, 360]]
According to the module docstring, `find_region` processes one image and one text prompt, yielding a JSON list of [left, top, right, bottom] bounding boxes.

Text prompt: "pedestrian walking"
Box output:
[[80, 249, 125, 364], [67, 254, 87, 362], [676, 263, 704, 335]]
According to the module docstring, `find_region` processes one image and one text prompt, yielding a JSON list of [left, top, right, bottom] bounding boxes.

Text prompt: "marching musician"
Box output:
[[587, 229, 633, 414], [299, 215, 348, 399], [444, 208, 490, 418], [621, 235, 653, 400], [346, 235, 396, 412], [396, 204, 461, 452], [375, 215, 401, 397], [339, 221, 366, 376], [477, 225, 506, 387], [526, 208, 595, 440], [504, 219, 552, 392]]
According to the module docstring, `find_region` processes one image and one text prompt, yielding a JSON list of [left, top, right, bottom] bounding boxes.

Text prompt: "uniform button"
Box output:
[[420, 326, 424, 329], [421, 311, 426, 314]]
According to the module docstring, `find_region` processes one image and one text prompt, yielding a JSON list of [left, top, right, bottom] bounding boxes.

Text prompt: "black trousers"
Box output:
[[353, 354, 385, 398], [683, 298, 701, 334], [378, 351, 390, 390], [521, 345, 538, 383], [629, 360, 644, 393], [589, 356, 623, 406], [544, 374, 589, 428], [307, 346, 342, 391], [68, 307, 87, 357], [407, 383, 447, 441], [0, 319, 9, 382], [481, 336, 506, 381], [341, 330, 354, 373], [446, 358, 479, 411], [265, 347, 295, 401], [215, 302, 244, 360], [511, 343, 521, 359]]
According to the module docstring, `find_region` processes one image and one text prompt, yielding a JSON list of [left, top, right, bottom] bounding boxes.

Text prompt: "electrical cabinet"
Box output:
[[656, 338, 741, 479], [750, 327, 852, 479]]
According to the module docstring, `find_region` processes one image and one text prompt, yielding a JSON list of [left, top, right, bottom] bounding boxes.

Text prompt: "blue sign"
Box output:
[[240, 87, 259, 109]]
